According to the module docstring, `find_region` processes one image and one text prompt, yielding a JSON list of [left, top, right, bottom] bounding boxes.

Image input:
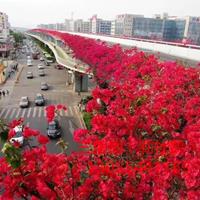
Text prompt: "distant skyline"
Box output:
[[1, 0, 200, 28]]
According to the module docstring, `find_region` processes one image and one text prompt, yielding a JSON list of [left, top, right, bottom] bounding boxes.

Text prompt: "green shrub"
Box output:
[[83, 112, 92, 130]]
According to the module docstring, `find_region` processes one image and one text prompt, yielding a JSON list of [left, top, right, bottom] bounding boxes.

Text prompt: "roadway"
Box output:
[[0, 41, 89, 154]]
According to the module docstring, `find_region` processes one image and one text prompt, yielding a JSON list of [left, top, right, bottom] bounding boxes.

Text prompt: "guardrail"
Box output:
[[26, 33, 89, 74]]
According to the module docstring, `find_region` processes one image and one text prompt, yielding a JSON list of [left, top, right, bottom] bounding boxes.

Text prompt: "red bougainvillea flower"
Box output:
[[8, 118, 24, 128], [23, 127, 40, 138], [45, 105, 55, 122], [37, 135, 49, 145]]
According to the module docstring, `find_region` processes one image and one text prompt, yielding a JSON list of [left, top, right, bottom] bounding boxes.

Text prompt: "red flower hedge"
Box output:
[[0, 29, 200, 199]]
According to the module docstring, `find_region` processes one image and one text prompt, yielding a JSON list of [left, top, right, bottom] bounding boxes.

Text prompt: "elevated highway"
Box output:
[[64, 32, 200, 63], [26, 32, 89, 92]]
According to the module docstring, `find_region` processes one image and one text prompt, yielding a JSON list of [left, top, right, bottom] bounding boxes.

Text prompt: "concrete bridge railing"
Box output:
[[64, 31, 200, 63]]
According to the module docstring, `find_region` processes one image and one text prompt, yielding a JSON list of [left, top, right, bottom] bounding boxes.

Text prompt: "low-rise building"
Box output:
[[98, 20, 112, 35]]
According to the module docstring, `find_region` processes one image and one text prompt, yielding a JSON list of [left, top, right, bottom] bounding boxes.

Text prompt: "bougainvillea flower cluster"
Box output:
[[0, 29, 200, 199]]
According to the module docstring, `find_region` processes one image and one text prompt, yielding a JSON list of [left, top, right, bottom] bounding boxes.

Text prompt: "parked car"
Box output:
[[35, 93, 45, 106], [38, 64, 44, 69], [38, 69, 45, 76], [47, 119, 61, 138], [19, 96, 29, 108], [41, 82, 49, 90], [26, 72, 33, 79], [10, 125, 24, 146]]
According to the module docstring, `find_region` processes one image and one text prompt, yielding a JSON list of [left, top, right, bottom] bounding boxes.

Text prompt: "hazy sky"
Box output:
[[1, 0, 200, 28]]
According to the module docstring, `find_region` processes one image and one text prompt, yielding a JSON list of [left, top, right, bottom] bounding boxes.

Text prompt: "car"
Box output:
[[38, 69, 45, 76], [44, 60, 50, 66], [55, 64, 64, 70], [47, 119, 61, 138], [41, 82, 49, 90], [38, 64, 44, 69], [26, 72, 33, 79], [27, 59, 32, 66], [35, 93, 45, 106], [88, 74, 93, 79], [10, 125, 24, 146], [40, 57, 44, 61], [19, 96, 29, 108]]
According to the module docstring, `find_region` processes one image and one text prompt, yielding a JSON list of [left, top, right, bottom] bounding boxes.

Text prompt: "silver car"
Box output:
[[41, 82, 49, 90], [19, 96, 29, 108], [35, 93, 45, 106], [26, 72, 33, 79], [38, 69, 45, 76], [38, 64, 44, 69]]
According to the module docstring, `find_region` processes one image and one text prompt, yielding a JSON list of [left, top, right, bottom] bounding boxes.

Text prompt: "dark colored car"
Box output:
[[35, 93, 45, 106], [55, 64, 64, 70], [47, 119, 61, 138]]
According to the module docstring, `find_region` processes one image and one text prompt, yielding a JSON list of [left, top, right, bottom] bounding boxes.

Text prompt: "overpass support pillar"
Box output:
[[66, 70, 74, 85], [73, 72, 88, 92]]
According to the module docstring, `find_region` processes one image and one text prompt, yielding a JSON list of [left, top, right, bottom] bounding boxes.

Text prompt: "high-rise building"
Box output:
[[90, 15, 101, 34], [132, 17, 163, 39], [74, 19, 83, 32], [111, 21, 116, 35], [115, 14, 143, 37], [184, 16, 200, 44], [98, 20, 112, 35], [82, 21, 90, 33], [0, 12, 10, 40], [0, 12, 11, 57]]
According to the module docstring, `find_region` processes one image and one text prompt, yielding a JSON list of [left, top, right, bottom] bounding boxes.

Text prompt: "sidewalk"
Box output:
[[0, 62, 24, 105]]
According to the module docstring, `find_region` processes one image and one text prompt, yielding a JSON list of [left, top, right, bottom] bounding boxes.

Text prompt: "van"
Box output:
[[27, 59, 32, 66]]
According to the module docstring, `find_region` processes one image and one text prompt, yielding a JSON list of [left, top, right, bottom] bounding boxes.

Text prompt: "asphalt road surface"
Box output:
[[0, 46, 86, 154]]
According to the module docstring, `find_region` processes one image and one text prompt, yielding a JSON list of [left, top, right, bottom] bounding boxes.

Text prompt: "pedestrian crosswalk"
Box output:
[[0, 105, 79, 120]]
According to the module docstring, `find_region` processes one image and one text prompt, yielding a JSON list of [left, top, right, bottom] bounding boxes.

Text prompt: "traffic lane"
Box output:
[[26, 115, 80, 154]]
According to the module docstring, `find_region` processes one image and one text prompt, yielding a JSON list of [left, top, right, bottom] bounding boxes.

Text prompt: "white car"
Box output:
[[38, 64, 44, 69], [40, 57, 44, 61], [27, 59, 32, 66], [10, 125, 24, 146], [19, 96, 29, 108]]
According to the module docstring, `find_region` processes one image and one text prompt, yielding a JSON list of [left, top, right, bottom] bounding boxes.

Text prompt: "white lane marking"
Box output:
[[27, 108, 32, 118], [33, 107, 37, 118], [74, 105, 84, 128], [16, 109, 21, 118], [38, 107, 42, 118], [68, 120, 74, 135], [43, 107, 46, 117], [0, 108, 6, 118], [69, 106, 73, 116], [4, 108, 11, 119], [21, 109, 26, 118], [10, 108, 16, 119]]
